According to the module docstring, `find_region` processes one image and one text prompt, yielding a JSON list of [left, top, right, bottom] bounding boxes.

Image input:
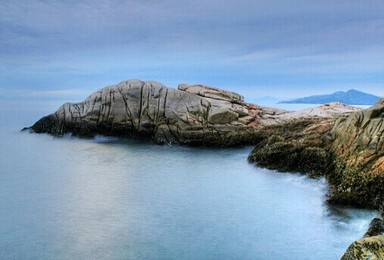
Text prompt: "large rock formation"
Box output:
[[28, 79, 383, 208], [27, 80, 384, 256], [248, 99, 384, 209], [28, 79, 281, 146]]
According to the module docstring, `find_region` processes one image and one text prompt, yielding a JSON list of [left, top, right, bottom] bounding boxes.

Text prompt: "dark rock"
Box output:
[[248, 98, 384, 210], [328, 98, 384, 209], [364, 218, 384, 238], [341, 218, 384, 259], [248, 118, 335, 177]]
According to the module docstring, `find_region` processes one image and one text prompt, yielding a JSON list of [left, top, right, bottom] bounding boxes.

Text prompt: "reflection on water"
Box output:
[[0, 130, 379, 259]]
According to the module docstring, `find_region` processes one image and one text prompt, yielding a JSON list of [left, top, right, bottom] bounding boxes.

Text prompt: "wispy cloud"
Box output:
[[0, 0, 383, 99], [2, 0, 383, 56]]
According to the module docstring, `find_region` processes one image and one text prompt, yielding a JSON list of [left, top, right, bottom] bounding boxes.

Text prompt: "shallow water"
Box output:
[[0, 101, 378, 259]]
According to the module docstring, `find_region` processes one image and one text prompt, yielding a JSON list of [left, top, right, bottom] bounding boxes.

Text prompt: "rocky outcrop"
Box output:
[[328, 99, 384, 209], [28, 79, 383, 207], [341, 218, 384, 259], [248, 99, 384, 209], [255, 102, 361, 127], [247, 103, 361, 177], [28, 79, 281, 146], [247, 118, 336, 177], [27, 80, 384, 256], [27, 80, 384, 257], [274, 102, 361, 121], [247, 99, 384, 258]]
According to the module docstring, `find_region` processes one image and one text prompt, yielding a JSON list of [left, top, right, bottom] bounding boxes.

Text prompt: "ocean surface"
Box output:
[[0, 100, 379, 259]]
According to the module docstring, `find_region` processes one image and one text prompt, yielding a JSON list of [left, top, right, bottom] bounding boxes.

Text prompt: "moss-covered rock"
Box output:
[[341, 218, 384, 259], [248, 98, 384, 210], [248, 119, 335, 177]]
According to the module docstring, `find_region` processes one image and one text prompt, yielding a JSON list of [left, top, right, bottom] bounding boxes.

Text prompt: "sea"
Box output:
[[0, 100, 379, 259]]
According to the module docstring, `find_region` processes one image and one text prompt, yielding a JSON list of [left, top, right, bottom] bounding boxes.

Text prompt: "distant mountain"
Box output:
[[280, 89, 381, 105]]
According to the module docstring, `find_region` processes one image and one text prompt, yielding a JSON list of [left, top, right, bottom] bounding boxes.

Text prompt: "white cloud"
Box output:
[[0, 0, 383, 101]]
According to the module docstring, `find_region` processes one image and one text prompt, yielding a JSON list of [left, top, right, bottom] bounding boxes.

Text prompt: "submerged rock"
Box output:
[[28, 79, 281, 146]]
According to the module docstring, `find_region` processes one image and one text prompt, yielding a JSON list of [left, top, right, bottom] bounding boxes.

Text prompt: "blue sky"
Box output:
[[1, 0, 383, 103]]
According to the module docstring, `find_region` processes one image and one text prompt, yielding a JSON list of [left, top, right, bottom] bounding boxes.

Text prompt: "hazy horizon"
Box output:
[[1, 0, 383, 103]]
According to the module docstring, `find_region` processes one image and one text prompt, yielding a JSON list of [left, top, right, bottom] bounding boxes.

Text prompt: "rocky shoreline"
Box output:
[[245, 98, 384, 258], [26, 79, 383, 210], [26, 79, 384, 258], [248, 98, 384, 210]]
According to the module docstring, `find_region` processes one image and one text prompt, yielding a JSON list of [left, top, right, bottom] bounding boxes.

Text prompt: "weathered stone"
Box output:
[[246, 101, 384, 256], [248, 99, 384, 210], [327, 98, 384, 209], [208, 106, 238, 124], [364, 218, 384, 238], [178, 83, 243, 103], [342, 218, 384, 260], [247, 118, 336, 177], [26, 80, 384, 256], [274, 102, 361, 121], [238, 116, 254, 125], [341, 235, 384, 260], [28, 79, 280, 146]]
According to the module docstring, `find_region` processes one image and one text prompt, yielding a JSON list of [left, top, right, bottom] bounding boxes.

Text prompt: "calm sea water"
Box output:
[[0, 101, 378, 259]]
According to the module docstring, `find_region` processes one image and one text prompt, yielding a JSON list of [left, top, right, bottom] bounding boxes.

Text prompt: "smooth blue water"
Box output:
[[0, 101, 379, 259]]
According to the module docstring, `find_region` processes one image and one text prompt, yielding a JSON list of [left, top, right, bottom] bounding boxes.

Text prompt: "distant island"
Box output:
[[280, 89, 380, 105]]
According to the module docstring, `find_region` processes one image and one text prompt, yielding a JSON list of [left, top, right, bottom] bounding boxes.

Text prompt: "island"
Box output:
[[280, 89, 381, 105]]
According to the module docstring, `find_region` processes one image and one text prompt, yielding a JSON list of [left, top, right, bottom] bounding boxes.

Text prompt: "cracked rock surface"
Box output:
[[328, 98, 384, 209], [28, 79, 280, 146], [27, 80, 384, 257]]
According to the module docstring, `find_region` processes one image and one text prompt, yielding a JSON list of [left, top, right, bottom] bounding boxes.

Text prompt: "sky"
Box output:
[[1, 0, 383, 103]]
